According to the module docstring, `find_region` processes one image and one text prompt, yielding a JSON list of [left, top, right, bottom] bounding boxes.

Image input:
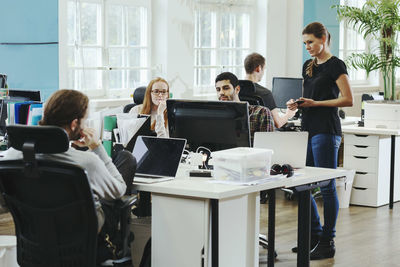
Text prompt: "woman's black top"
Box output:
[[301, 56, 348, 138]]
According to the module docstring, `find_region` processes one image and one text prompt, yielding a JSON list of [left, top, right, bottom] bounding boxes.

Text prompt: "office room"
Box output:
[[1, 0, 400, 266]]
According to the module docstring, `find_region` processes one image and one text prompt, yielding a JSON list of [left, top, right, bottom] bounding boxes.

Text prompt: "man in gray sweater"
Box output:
[[1, 89, 136, 232]]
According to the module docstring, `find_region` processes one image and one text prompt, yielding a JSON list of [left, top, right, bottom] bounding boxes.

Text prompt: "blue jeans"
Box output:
[[306, 133, 341, 238]]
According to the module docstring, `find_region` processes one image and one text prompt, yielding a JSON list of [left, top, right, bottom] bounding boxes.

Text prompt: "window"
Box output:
[[194, 3, 252, 95], [339, 0, 377, 85], [65, 0, 150, 98]]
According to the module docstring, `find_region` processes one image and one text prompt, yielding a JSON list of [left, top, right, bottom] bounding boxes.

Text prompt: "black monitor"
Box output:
[[8, 89, 41, 102], [272, 77, 303, 108], [167, 99, 250, 152]]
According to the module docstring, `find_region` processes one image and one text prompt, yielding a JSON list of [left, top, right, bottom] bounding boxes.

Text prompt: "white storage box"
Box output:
[[364, 101, 400, 129], [212, 147, 273, 182]]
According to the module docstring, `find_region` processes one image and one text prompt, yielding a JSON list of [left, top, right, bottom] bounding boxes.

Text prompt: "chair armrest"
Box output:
[[100, 195, 137, 209]]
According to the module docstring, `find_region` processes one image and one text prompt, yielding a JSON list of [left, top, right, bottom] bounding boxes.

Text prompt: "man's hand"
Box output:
[[73, 128, 101, 150]]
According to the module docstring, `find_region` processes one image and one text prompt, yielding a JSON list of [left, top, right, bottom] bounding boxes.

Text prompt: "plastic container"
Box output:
[[336, 169, 355, 209], [0, 235, 19, 267], [212, 147, 273, 182]]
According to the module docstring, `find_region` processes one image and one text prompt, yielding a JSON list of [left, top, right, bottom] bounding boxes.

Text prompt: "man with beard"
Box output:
[[0, 89, 135, 232], [215, 72, 275, 144]]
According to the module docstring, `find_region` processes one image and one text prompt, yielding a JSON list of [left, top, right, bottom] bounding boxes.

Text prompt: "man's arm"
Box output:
[[271, 108, 296, 128], [259, 107, 275, 132]]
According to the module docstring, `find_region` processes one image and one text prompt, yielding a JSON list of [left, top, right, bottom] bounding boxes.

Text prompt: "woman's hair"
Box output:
[[140, 77, 169, 130], [39, 89, 88, 127], [302, 22, 331, 77]]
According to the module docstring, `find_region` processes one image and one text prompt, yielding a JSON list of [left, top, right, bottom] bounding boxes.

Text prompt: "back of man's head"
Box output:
[[244, 53, 265, 74], [215, 72, 239, 88], [39, 89, 88, 128]]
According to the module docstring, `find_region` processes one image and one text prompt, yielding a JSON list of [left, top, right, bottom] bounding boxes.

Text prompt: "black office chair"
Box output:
[[123, 86, 147, 113], [0, 125, 136, 267], [238, 80, 265, 106]]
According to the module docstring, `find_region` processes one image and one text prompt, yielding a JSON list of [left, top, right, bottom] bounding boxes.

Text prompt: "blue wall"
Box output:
[[303, 0, 340, 63], [0, 0, 59, 101]]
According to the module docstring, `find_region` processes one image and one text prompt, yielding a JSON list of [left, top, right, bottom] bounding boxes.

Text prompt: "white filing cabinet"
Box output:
[[344, 133, 400, 207]]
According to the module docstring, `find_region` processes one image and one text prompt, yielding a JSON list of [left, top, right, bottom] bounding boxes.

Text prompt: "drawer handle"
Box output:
[[354, 145, 368, 148], [356, 171, 368, 175], [353, 187, 367, 190], [354, 156, 368, 159], [355, 134, 368, 137]]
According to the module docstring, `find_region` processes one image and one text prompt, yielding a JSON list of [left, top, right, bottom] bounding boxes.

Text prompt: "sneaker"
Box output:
[[291, 235, 320, 253], [310, 238, 335, 260]]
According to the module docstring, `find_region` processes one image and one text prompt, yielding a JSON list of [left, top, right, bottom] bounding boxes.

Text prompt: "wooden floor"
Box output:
[[259, 191, 400, 267], [1, 192, 399, 266]]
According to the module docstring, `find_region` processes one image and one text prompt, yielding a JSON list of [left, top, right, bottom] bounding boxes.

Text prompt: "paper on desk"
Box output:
[[116, 113, 147, 146]]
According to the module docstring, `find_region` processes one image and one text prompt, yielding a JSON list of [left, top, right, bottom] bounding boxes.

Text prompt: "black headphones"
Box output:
[[270, 164, 294, 178]]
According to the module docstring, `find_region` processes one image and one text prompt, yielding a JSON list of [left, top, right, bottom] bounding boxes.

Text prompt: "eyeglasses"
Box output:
[[151, 89, 169, 95]]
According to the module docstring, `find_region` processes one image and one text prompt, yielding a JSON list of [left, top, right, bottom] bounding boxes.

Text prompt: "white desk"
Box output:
[[133, 166, 347, 267], [342, 125, 400, 208]]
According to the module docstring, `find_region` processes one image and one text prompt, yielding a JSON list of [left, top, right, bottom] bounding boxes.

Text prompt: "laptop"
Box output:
[[253, 131, 308, 168], [133, 136, 187, 183]]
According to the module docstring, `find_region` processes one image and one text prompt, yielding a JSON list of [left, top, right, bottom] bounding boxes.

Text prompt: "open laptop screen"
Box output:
[[133, 136, 186, 177]]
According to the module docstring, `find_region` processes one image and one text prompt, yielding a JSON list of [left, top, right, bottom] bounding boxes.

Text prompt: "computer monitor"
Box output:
[[8, 89, 41, 102], [272, 77, 303, 109], [167, 99, 250, 152]]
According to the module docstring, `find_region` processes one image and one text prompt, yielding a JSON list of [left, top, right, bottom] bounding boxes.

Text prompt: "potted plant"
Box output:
[[333, 0, 400, 100]]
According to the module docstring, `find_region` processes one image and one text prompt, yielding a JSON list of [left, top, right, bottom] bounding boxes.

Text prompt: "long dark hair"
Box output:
[[302, 22, 331, 77]]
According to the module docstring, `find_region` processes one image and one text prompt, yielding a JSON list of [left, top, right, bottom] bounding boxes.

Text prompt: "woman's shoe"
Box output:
[[291, 235, 320, 253], [310, 237, 335, 260]]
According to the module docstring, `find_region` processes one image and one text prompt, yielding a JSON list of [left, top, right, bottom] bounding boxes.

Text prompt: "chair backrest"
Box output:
[[133, 86, 147, 105], [123, 86, 147, 113], [238, 80, 265, 106], [0, 125, 98, 267]]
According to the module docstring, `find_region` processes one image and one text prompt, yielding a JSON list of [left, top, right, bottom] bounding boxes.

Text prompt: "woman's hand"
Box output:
[[295, 97, 315, 108], [157, 100, 167, 115], [73, 127, 101, 150]]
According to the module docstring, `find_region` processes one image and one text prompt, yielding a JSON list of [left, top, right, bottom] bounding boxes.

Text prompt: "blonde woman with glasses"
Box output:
[[129, 77, 170, 137]]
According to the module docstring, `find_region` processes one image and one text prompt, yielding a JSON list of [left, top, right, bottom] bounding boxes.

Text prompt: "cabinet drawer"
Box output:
[[343, 155, 378, 173], [344, 134, 378, 146], [350, 187, 381, 207], [344, 144, 378, 157], [352, 172, 377, 188]]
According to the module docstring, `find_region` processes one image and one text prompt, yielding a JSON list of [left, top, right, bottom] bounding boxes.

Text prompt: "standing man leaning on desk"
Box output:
[[288, 22, 353, 260], [215, 72, 275, 142], [0, 89, 136, 232], [244, 53, 296, 128]]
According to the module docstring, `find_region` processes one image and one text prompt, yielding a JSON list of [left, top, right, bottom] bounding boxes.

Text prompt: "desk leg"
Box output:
[[390, 135, 396, 209], [297, 190, 311, 267], [267, 189, 276, 267], [211, 199, 219, 267]]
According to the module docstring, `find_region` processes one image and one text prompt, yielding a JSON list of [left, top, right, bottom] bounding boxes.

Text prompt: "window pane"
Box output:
[[128, 48, 147, 67], [220, 14, 232, 48], [67, 2, 76, 45], [79, 70, 102, 90], [220, 50, 232, 66], [109, 48, 124, 67], [80, 3, 100, 45], [107, 5, 124, 46], [127, 7, 147, 46], [81, 48, 101, 67], [129, 70, 148, 88], [67, 46, 75, 67], [109, 70, 124, 89], [200, 50, 211, 66], [198, 11, 213, 47], [67, 69, 76, 89]]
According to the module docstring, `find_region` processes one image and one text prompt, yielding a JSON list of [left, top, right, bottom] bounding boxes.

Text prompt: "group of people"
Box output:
[[1, 21, 353, 261]]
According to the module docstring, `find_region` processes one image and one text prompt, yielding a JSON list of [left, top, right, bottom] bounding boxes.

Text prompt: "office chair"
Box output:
[[238, 80, 265, 106], [0, 125, 136, 267], [123, 86, 147, 113]]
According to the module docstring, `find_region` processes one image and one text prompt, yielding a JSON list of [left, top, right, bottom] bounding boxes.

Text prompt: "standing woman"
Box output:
[[288, 22, 353, 260], [129, 77, 169, 137]]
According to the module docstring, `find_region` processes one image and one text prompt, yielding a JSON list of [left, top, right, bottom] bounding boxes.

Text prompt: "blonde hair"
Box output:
[[140, 77, 169, 130], [302, 22, 331, 77]]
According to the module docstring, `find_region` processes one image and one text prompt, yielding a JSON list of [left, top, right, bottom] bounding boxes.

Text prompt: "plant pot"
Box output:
[[364, 100, 400, 129]]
